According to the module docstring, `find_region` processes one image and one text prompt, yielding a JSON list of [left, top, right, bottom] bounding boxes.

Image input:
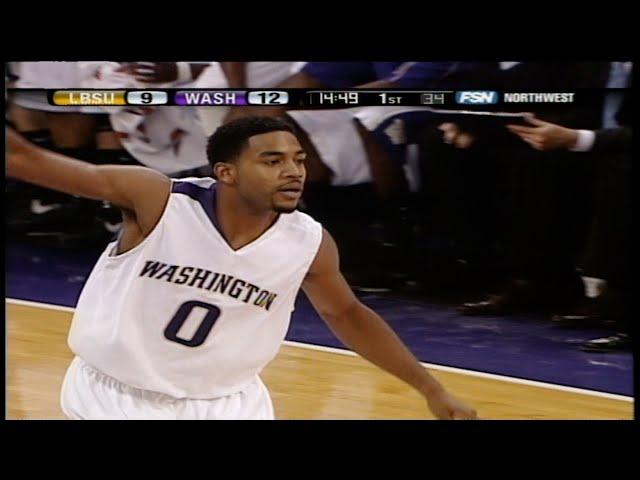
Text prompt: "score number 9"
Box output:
[[126, 91, 168, 105]]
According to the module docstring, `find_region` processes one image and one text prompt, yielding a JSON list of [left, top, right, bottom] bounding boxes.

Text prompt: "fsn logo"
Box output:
[[455, 91, 499, 104]]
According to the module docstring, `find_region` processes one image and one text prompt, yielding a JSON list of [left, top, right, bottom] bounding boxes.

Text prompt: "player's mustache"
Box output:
[[277, 182, 303, 192]]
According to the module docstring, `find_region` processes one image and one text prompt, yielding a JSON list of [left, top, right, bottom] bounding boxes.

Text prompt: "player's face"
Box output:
[[236, 131, 306, 213]]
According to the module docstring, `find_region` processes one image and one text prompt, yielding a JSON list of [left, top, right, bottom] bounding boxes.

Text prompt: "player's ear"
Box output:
[[213, 162, 236, 185]]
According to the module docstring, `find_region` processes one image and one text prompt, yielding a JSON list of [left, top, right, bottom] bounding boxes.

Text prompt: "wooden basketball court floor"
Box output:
[[6, 300, 634, 420]]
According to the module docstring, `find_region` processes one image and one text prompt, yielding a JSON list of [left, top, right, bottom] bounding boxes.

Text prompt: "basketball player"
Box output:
[[6, 117, 478, 420]]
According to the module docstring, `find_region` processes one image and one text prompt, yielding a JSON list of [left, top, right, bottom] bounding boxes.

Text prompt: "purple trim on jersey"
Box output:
[[171, 180, 283, 252], [172, 180, 224, 236]]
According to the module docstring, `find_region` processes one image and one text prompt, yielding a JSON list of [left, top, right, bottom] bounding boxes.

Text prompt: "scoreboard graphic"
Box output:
[[27, 89, 583, 108], [44, 89, 456, 108]]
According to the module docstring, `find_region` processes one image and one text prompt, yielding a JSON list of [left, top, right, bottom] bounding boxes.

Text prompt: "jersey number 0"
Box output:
[[164, 300, 221, 347]]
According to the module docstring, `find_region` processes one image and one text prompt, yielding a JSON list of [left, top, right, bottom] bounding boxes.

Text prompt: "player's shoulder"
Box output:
[[278, 209, 323, 243], [283, 208, 320, 228]]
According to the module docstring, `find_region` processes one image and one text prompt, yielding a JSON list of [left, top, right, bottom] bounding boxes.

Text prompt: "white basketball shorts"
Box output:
[[60, 356, 275, 420]]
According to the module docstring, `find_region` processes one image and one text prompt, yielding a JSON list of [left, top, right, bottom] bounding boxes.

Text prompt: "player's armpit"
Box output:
[[94, 165, 171, 234]]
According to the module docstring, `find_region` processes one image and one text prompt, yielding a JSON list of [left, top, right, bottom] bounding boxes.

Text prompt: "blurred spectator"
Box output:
[[7, 61, 215, 246], [506, 73, 631, 351], [193, 62, 304, 132], [417, 62, 612, 311], [272, 63, 499, 289], [85, 62, 211, 176], [7, 62, 129, 246]]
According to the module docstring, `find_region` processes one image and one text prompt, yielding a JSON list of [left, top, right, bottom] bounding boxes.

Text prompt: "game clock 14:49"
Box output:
[[312, 91, 359, 105]]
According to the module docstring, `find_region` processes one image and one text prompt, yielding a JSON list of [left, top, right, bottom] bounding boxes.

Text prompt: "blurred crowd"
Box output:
[[5, 61, 632, 352]]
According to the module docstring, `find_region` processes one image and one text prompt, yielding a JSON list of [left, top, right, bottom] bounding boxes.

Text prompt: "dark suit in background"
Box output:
[[582, 88, 632, 329], [421, 62, 611, 309]]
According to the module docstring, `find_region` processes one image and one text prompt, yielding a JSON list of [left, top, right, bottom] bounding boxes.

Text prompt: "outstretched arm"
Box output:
[[6, 127, 171, 235], [302, 228, 478, 420]]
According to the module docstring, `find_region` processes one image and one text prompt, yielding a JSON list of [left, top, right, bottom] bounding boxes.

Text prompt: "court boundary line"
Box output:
[[283, 340, 634, 402], [7, 297, 633, 403]]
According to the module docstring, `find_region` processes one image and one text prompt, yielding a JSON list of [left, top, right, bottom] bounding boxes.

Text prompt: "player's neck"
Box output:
[[215, 185, 279, 250]]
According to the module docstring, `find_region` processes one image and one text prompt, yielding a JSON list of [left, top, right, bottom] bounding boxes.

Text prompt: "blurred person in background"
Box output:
[[418, 62, 611, 313], [506, 65, 631, 351]]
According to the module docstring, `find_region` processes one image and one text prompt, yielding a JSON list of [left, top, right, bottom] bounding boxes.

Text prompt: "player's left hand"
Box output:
[[116, 62, 179, 84], [426, 388, 478, 420], [506, 113, 578, 151]]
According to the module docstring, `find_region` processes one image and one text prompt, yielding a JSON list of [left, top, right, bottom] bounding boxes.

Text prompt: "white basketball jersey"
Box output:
[[68, 177, 323, 399]]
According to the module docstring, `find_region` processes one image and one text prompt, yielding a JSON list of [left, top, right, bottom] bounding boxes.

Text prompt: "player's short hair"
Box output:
[[206, 116, 295, 174]]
